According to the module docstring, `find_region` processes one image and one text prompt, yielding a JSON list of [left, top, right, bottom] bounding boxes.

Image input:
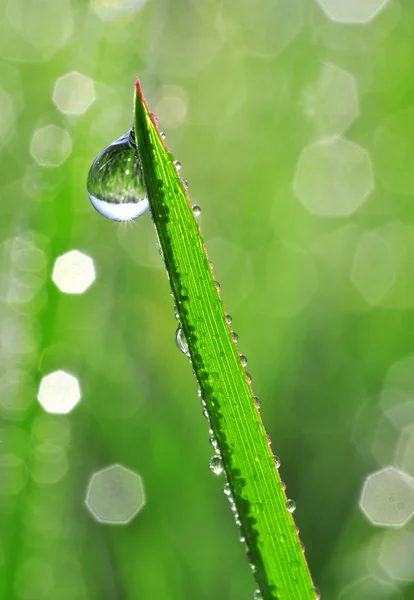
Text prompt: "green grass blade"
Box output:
[[134, 79, 317, 600]]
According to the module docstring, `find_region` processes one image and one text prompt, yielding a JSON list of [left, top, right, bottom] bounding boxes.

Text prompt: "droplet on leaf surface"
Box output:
[[87, 129, 149, 222]]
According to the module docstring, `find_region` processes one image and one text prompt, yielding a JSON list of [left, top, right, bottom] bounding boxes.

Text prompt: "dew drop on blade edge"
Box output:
[[286, 499, 296, 513], [175, 325, 190, 357], [192, 205, 201, 217], [87, 129, 149, 222], [209, 455, 224, 475]]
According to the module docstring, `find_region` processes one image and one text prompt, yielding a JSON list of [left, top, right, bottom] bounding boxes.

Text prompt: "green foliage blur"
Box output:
[[1, 0, 414, 598]]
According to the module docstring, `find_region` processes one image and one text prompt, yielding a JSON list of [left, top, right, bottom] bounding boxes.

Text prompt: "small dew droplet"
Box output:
[[215, 280, 221, 292], [225, 314, 232, 325], [223, 483, 232, 496], [246, 372, 252, 384], [286, 499, 296, 513], [175, 326, 190, 357], [274, 455, 281, 468], [160, 132, 166, 140], [174, 160, 182, 170], [209, 436, 220, 453], [192, 205, 201, 217], [232, 331, 239, 342], [87, 130, 149, 222], [240, 355, 248, 367], [253, 590, 263, 600], [182, 178, 188, 186], [209, 455, 224, 475], [240, 535, 246, 543], [254, 396, 261, 409], [313, 586, 321, 599]]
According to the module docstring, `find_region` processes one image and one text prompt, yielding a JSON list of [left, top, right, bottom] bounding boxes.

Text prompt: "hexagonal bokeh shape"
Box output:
[[293, 137, 374, 216], [37, 370, 81, 414], [30, 125, 72, 167], [53, 71, 95, 115], [380, 529, 414, 581], [316, 0, 390, 24], [91, 0, 146, 20], [302, 62, 359, 138], [52, 250, 96, 294], [350, 231, 395, 305], [85, 464, 145, 524], [359, 466, 414, 527]]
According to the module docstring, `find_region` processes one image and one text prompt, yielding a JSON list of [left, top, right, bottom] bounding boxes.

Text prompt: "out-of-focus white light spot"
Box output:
[[91, 0, 146, 20], [359, 466, 414, 527], [85, 463, 145, 524], [302, 62, 359, 138], [30, 125, 72, 167], [350, 231, 395, 305], [395, 424, 414, 476], [374, 107, 414, 196], [53, 71, 95, 115], [52, 250, 96, 294], [316, 0, 390, 24], [154, 85, 188, 129], [380, 529, 414, 581], [249, 242, 318, 318], [37, 370, 81, 414], [338, 575, 402, 600], [293, 137, 374, 216], [0, 454, 27, 495], [14, 558, 54, 600], [0, 88, 16, 144], [31, 442, 68, 485]]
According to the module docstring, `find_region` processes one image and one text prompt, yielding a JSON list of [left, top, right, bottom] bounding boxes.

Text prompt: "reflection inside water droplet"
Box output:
[[209, 455, 224, 475], [192, 205, 201, 217], [175, 326, 190, 357], [286, 499, 296, 513], [87, 129, 149, 222]]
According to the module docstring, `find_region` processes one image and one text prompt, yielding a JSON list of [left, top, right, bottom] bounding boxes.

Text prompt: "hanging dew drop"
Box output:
[[175, 326, 190, 357], [286, 499, 296, 513], [209, 455, 224, 475], [254, 396, 261, 409], [174, 160, 182, 170], [240, 355, 248, 367], [225, 314, 232, 325], [232, 331, 239, 342], [274, 455, 281, 468], [87, 129, 149, 222], [192, 205, 201, 217]]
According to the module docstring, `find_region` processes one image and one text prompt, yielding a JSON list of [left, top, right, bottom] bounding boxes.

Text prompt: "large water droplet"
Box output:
[[87, 129, 149, 222], [286, 499, 296, 513], [209, 455, 224, 475], [175, 326, 190, 357]]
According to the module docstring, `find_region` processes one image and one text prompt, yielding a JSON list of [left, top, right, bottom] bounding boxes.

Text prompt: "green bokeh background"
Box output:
[[1, 0, 414, 598]]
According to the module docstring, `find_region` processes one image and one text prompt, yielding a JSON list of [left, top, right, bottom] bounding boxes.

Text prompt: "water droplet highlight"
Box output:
[[174, 160, 182, 170], [224, 483, 232, 496], [240, 355, 248, 367], [87, 130, 149, 222], [225, 314, 232, 325], [175, 326, 190, 357], [192, 205, 201, 217], [254, 396, 261, 409], [274, 455, 281, 468], [232, 331, 239, 342], [209, 455, 224, 475], [253, 590, 263, 600], [286, 499, 296, 513]]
